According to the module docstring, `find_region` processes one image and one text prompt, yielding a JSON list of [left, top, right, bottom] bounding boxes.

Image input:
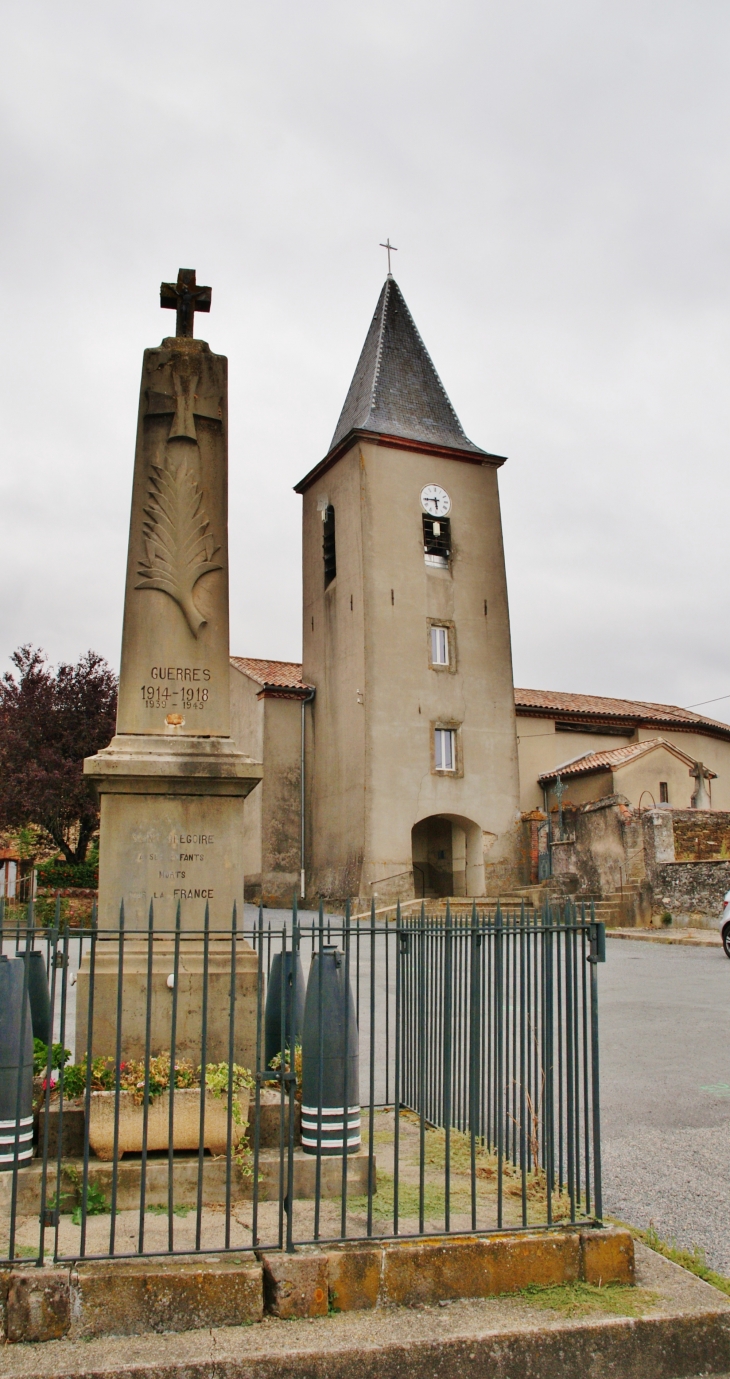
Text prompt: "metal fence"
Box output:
[[0, 899, 604, 1265]]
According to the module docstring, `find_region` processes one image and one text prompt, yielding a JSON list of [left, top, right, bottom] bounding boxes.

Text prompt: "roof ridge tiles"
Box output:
[[514, 686, 730, 737], [367, 275, 390, 420]]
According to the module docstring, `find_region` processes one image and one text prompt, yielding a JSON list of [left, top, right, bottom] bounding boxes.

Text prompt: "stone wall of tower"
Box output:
[[302, 447, 367, 902], [301, 438, 522, 906], [361, 440, 521, 903]]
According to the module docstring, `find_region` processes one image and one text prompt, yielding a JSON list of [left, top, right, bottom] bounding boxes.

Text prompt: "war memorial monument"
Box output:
[[78, 270, 263, 1065]]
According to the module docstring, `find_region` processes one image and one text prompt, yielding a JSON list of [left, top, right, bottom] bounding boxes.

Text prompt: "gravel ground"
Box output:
[[601, 939, 730, 1274]]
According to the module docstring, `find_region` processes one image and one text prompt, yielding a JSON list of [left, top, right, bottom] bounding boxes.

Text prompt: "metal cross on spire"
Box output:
[[160, 268, 212, 338], [379, 238, 398, 275]]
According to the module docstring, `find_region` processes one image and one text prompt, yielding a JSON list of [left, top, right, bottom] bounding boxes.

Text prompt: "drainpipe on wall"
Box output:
[[300, 686, 316, 899]]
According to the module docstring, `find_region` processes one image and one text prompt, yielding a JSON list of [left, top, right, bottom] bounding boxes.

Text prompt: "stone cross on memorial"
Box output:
[[160, 267, 211, 339], [79, 270, 263, 1066]]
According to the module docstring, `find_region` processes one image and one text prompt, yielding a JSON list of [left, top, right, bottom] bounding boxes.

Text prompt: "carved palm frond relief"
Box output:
[[135, 459, 223, 637]]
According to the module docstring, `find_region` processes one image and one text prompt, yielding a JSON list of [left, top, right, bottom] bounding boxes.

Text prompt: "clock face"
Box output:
[[420, 484, 451, 517]]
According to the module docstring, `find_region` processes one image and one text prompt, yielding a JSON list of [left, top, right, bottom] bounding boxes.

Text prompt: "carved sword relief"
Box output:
[[135, 458, 222, 637]]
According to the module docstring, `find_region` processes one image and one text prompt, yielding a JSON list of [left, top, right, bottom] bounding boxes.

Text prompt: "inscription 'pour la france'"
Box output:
[[148, 830, 217, 901]]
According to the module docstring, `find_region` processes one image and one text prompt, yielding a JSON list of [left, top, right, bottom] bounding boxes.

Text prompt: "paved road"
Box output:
[[601, 938, 730, 1274]]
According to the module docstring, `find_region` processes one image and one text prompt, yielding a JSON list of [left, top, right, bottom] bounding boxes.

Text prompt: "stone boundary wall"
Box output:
[[672, 810, 730, 861], [654, 860, 730, 929]]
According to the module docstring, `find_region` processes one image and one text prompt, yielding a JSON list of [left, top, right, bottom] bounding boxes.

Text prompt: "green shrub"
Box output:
[[37, 855, 98, 890], [72, 1181, 112, 1225], [33, 1039, 71, 1077]]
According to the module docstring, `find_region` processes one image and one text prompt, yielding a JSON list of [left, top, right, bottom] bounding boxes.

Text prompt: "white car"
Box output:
[[721, 891, 730, 959]]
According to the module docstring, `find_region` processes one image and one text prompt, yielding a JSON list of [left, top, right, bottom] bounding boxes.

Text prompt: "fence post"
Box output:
[[495, 903, 503, 1230]]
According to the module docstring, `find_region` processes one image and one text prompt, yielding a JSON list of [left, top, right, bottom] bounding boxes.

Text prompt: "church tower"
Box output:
[[295, 276, 520, 906]]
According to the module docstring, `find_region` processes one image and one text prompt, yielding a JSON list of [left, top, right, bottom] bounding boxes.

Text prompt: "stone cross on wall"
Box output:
[[690, 762, 713, 810]]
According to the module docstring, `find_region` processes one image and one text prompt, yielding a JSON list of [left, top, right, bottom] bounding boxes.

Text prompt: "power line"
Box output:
[[683, 693, 730, 709]]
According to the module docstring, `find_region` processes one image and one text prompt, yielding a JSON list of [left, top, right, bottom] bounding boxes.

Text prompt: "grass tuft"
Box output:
[[611, 1218, 730, 1298], [517, 1280, 658, 1318], [348, 1171, 468, 1222]]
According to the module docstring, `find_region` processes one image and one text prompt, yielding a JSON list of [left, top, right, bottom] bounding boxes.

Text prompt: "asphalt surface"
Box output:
[[601, 938, 730, 1274]]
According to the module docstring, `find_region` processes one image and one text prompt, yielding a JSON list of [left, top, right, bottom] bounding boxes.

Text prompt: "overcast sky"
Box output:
[[2, 0, 730, 718]]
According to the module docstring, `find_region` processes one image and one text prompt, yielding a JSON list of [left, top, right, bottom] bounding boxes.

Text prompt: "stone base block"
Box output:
[[581, 1223, 634, 1284], [260, 1251, 328, 1319], [325, 1245, 382, 1311], [379, 1231, 581, 1306], [325, 1227, 634, 1312], [75, 936, 258, 1069], [5, 1268, 70, 1342], [72, 1258, 262, 1337]]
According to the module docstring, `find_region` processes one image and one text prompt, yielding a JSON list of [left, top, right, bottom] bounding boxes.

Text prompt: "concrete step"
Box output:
[[0, 1150, 374, 1217]]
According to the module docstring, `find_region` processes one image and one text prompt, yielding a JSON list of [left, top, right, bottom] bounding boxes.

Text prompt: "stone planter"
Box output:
[[88, 1087, 249, 1160]]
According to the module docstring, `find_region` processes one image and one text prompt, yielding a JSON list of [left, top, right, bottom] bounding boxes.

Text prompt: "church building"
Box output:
[[233, 274, 521, 907], [231, 275, 730, 913]]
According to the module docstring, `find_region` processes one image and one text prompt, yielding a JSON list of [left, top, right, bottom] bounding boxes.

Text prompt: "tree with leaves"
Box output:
[[0, 646, 117, 864]]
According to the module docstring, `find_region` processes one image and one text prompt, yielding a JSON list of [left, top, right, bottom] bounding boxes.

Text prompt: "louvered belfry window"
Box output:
[[423, 514, 451, 566], [323, 505, 336, 587]]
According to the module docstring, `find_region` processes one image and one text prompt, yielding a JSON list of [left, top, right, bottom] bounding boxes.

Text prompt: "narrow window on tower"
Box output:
[[431, 626, 449, 666], [423, 513, 451, 567], [427, 619, 456, 672], [322, 505, 336, 587], [434, 727, 456, 771], [659, 781, 669, 803]]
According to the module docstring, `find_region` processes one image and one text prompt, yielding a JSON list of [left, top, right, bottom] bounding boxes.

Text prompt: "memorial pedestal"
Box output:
[[84, 734, 261, 930], [81, 736, 262, 1066]]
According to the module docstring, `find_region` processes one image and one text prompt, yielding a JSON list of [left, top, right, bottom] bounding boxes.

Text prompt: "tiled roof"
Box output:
[[230, 665, 730, 741], [230, 657, 313, 693], [538, 737, 715, 785], [329, 277, 486, 457], [515, 687, 730, 741]]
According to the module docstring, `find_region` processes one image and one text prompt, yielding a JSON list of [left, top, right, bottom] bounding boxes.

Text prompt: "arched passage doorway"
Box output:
[[411, 815, 485, 898]]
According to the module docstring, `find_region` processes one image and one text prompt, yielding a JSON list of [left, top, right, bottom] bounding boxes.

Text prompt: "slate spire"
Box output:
[[329, 277, 485, 457]]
